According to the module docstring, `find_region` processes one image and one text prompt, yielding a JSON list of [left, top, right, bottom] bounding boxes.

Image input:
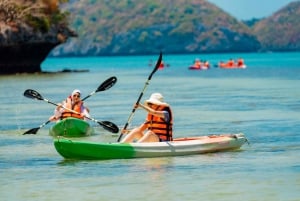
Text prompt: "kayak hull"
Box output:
[[49, 117, 94, 137], [54, 133, 247, 160], [219, 65, 247, 69], [188, 66, 209, 70]]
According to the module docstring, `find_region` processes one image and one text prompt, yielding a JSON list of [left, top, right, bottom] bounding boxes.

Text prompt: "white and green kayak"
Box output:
[[49, 117, 94, 137], [54, 133, 248, 160]]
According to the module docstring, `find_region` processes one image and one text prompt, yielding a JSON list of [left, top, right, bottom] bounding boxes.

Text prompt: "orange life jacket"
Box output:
[[61, 96, 84, 119], [145, 105, 173, 141], [194, 61, 202, 68]]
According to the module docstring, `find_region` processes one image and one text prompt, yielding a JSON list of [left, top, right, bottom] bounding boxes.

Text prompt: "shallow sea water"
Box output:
[[0, 52, 299, 201]]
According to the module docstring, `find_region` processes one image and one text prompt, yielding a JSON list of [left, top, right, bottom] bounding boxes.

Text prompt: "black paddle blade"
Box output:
[[97, 76, 117, 92], [24, 89, 43, 100], [100, 121, 119, 133], [23, 127, 39, 135], [81, 76, 117, 101], [149, 52, 162, 80], [23, 120, 51, 135]]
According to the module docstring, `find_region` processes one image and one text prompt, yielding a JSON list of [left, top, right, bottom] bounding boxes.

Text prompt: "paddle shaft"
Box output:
[[117, 52, 162, 142], [81, 92, 96, 101], [39, 120, 51, 128]]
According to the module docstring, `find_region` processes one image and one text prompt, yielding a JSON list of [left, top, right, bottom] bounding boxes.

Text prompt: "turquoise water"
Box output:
[[0, 52, 299, 201]]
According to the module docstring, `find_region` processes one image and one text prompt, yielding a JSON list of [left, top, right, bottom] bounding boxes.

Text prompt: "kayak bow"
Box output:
[[49, 117, 94, 137]]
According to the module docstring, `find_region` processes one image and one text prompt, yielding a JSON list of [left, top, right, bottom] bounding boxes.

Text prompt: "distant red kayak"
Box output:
[[218, 62, 246, 69], [219, 64, 247, 69], [188, 66, 209, 70]]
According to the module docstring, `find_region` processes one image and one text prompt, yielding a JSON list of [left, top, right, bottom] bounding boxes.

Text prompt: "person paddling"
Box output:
[[121, 93, 173, 143], [237, 58, 245, 67], [49, 89, 90, 121], [193, 58, 202, 68]]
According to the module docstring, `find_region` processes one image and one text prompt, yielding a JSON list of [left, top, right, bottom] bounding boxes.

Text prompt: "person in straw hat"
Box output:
[[49, 89, 90, 121], [121, 92, 173, 143]]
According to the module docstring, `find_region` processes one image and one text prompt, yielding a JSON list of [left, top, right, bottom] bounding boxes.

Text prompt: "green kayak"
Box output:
[[54, 133, 248, 160], [49, 117, 94, 137]]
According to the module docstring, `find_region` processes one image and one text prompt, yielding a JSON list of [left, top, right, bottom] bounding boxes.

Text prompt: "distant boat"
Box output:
[[158, 62, 165, 69], [189, 58, 210, 70], [218, 59, 246, 69], [218, 62, 247, 69], [188, 65, 209, 70]]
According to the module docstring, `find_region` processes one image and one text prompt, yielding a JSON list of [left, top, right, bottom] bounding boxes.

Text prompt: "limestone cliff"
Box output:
[[0, 0, 76, 74]]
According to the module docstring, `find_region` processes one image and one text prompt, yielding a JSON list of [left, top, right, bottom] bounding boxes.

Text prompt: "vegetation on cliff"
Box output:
[[0, 0, 76, 44], [253, 1, 300, 51], [53, 0, 260, 56]]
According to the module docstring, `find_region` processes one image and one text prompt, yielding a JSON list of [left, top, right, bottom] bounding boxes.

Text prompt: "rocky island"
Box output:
[[0, 0, 76, 74], [1, 0, 299, 74]]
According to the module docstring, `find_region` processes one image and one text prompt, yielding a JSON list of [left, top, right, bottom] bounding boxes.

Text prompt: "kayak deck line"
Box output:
[[54, 133, 248, 160]]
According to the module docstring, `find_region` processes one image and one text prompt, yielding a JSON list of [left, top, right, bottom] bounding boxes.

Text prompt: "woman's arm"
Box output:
[[138, 103, 169, 121]]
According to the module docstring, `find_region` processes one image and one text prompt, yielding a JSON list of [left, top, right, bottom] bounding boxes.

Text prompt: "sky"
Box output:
[[208, 0, 297, 20]]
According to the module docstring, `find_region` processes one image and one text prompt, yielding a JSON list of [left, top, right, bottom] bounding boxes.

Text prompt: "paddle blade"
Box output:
[[23, 120, 51, 135], [81, 76, 117, 101], [100, 121, 119, 133], [23, 127, 39, 135], [24, 89, 44, 100], [97, 76, 117, 92], [149, 52, 162, 80]]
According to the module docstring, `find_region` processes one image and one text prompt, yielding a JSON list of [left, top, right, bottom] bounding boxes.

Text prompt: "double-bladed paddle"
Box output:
[[23, 76, 118, 135], [117, 52, 162, 142], [23, 89, 119, 134]]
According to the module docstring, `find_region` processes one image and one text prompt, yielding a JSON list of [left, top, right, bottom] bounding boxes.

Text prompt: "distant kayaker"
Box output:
[[203, 60, 210, 68], [193, 58, 202, 68], [49, 89, 90, 121], [237, 58, 245, 67], [158, 60, 165, 69], [121, 93, 173, 143], [227, 58, 234, 67]]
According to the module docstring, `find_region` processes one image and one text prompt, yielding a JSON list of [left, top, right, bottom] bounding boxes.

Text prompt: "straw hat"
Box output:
[[145, 93, 169, 106]]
